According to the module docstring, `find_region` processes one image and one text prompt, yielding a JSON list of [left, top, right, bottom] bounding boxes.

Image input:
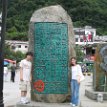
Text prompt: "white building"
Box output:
[[74, 26, 107, 61], [94, 36, 107, 42], [6, 40, 28, 54], [74, 26, 96, 46]]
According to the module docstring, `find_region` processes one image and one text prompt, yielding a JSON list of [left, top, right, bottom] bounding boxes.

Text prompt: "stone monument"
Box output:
[[94, 44, 107, 92], [85, 44, 107, 101], [28, 5, 75, 103]]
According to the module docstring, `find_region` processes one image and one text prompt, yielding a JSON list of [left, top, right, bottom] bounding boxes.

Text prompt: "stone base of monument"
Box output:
[[85, 89, 107, 100], [16, 101, 71, 107]]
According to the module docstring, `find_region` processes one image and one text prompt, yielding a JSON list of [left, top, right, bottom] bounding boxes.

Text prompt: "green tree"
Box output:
[[6, 0, 107, 40], [4, 44, 25, 62], [75, 45, 84, 62]]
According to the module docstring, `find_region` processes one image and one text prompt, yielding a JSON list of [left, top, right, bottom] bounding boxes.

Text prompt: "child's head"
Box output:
[[26, 52, 33, 61]]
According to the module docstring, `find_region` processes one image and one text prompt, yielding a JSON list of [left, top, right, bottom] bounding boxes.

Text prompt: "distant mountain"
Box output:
[[3, 0, 107, 40]]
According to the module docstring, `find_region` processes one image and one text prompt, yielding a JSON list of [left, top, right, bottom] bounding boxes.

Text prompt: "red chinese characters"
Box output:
[[34, 80, 45, 92]]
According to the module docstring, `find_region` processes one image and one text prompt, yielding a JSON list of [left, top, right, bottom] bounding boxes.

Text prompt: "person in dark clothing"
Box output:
[[11, 63, 16, 82]]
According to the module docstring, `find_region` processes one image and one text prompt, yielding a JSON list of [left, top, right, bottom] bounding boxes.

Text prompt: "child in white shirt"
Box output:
[[19, 52, 33, 104]]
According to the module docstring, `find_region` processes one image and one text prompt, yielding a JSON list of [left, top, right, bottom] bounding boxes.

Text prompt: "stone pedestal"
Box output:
[[85, 89, 107, 100]]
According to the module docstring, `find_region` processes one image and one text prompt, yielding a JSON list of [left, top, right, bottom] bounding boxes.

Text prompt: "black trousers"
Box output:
[[11, 71, 15, 82]]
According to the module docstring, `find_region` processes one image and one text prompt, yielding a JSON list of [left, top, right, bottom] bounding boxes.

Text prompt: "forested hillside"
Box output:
[[1, 0, 107, 40]]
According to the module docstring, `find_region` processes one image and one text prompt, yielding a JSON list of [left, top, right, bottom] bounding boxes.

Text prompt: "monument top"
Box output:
[[30, 5, 71, 23], [29, 5, 75, 53]]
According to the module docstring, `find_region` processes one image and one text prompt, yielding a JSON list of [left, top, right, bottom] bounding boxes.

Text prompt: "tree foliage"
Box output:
[[4, 44, 25, 62], [75, 45, 84, 62], [4, 0, 107, 40]]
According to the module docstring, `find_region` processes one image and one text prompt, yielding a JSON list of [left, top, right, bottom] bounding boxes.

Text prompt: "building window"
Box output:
[[25, 46, 28, 48], [76, 38, 78, 42], [80, 39, 83, 42], [18, 45, 21, 48], [11, 46, 16, 50]]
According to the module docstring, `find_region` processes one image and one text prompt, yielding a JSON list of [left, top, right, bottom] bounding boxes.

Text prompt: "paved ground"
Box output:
[[3, 71, 107, 107], [3, 70, 21, 107], [79, 74, 107, 107]]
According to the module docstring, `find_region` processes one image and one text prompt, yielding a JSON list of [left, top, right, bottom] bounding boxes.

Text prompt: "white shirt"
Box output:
[[20, 59, 32, 81], [71, 64, 82, 80]]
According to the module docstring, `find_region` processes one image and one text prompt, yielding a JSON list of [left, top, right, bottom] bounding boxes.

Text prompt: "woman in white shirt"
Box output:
[[70, 57, 84, 107]]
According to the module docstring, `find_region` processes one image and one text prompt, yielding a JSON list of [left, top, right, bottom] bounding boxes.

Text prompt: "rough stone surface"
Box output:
[[94, 44, 107, 92], [28, 5, 75, 103]]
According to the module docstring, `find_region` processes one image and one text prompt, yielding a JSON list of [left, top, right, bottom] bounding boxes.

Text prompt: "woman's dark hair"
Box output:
[[70, 57, 77, 66], [26, 52, 33, 57]]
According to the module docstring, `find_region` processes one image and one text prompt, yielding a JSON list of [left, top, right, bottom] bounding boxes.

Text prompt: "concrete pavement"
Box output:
[[80, 74, 107, 107], [3, 71, 107, 107], [3, 70, 20, 107]]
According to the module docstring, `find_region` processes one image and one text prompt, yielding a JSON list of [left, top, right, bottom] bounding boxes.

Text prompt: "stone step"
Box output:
[[85, 89, 107, 100], [16, 102, 71, 107]]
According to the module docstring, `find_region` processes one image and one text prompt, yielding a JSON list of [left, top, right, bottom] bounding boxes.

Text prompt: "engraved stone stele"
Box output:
[[28, 5, 76, 103], [94, 44, 107, 92]]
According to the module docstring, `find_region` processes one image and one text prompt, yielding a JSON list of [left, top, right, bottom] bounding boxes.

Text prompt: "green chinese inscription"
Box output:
[[34, 22, 69, 94]]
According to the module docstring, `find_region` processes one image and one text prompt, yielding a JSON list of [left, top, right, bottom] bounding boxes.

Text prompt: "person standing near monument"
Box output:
[[19, 52, 33, 104], [70, 57, 84, 107]]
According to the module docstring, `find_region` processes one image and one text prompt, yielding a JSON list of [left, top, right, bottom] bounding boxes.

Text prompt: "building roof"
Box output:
[[94, 36, 107, 42], [5, 40, 28, 45]]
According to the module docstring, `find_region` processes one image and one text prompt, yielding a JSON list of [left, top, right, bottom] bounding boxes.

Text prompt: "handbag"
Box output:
[[77, 65, 85, 82], [79, 73, 85, 82]]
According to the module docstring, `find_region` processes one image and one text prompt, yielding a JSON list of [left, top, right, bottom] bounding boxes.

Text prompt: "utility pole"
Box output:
[[0, 0, 8, 106]]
